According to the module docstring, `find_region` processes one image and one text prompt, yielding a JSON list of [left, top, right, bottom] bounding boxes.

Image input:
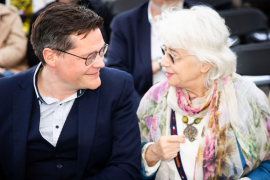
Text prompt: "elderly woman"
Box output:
[[138, 6, 270, 180]]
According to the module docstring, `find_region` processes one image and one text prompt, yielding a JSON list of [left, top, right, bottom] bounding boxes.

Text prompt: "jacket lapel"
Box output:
[[12, 71, 35, 180], [138, 2, 153, 87], [77, 88, 100, 180]]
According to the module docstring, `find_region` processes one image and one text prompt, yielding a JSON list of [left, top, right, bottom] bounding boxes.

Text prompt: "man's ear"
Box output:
[[43, 48, 57, 67], [201, 62, 212, 73]]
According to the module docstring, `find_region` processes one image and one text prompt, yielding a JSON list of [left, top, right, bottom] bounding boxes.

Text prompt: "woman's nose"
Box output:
[[161, 54, 170, 67]]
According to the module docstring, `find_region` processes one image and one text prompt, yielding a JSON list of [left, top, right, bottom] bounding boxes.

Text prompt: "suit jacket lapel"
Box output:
[[77, 88, 100, 180], [12, 71, 35, 180], [138, 2, 153, 87]]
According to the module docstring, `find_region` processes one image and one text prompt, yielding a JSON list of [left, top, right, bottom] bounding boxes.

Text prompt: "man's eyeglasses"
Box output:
[[56, 44, 109, 66], [160, 45, 191, 64]]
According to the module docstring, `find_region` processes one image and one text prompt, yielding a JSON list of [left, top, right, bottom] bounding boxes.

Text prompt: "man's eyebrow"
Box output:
[[82, 43, 106, 57]]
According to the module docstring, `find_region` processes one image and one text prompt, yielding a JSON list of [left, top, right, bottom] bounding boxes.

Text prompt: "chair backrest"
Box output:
[[231, 42, 270, 75], [107, 0, 148, 16], [218, 8, 268, 36]]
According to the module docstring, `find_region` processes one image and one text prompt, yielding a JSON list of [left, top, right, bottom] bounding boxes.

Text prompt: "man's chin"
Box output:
[[87, 79, 102, 90]]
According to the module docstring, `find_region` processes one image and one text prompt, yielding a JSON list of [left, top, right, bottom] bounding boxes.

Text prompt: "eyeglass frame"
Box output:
[[160, 45, 192, 64], [55, 44, 109, 66]]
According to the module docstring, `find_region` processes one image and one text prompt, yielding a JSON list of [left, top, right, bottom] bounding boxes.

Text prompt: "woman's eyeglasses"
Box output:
[[160, 45, 191, 64], [56, 44, 109, 66]]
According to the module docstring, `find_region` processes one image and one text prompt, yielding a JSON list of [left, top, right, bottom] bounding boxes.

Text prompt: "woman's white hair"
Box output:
[[156, 6, 237, 89]]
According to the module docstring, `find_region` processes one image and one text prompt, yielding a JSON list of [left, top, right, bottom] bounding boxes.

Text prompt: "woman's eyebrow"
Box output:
[[168, 47, 176, 52]]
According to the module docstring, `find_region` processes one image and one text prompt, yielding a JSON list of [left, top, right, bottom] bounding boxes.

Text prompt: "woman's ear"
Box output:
[[201, 62, 211, 73], [43, 48, 57, 67]]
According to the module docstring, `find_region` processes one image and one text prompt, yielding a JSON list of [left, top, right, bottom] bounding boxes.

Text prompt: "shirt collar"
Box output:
[[148, 1, 184, 26], [33, 62, 85, 105], [148, 1, 155, 26]]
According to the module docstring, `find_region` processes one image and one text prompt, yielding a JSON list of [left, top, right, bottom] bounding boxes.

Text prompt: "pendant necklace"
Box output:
[[182, 116, 202, 142]]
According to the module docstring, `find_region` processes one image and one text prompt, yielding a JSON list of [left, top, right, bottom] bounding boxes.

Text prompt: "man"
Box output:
[[0, 3, 140, 180], [106, 0, 201, 108], [0, 3, 28, 77], [27, 0, 113, 67]]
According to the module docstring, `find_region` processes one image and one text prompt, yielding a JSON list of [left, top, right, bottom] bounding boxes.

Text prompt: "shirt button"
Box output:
[[60, 103, 62, 105], [55, 153, 60, 157], [56, 125, 59, 129], [57, 164, 62, 169]]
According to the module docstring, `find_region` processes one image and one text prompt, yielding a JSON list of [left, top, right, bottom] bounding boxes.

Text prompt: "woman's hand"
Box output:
[[152, 60, 161, 74], [145, 135, 185, 167]]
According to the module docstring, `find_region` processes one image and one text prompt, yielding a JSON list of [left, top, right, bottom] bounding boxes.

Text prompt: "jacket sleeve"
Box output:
[[0, 11, 26, 68], [106, 16, 129, 73], [106, 16, 142, 108], [237, 139, 270, 179], [245, 161, 270, 179], [86, 74, 141, 180], [0, 166, 4, 180]]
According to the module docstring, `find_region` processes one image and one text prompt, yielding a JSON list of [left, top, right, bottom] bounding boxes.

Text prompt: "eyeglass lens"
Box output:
[[86, 45, 108, 66], [161, 46, 174, 64]]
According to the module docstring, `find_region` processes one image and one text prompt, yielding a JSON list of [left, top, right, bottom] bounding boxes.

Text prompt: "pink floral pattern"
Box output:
[[145, 116, 159, 141], [147, 80, 169, 102], [175, 87, 203, 115], [203, 129, 215, 180], [264, 117, 270, 140], [175, 82, 216, 116]]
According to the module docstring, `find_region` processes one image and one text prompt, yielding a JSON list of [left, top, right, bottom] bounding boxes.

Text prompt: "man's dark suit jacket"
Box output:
[[106, 1, 200, 109], [0, 67, 141, 180]]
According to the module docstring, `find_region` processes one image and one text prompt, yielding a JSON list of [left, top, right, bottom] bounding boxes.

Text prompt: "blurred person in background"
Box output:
[[106, 0, 204, 109], [27, 0, 113, 67], [0, 3, 28, 77], [138, 6, 270, 180], [10, 0, 33, 34]]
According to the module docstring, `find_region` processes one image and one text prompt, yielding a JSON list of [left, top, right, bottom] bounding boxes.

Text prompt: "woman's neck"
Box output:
[[185, 86, 208, 99], [179, 76, 209, 99]]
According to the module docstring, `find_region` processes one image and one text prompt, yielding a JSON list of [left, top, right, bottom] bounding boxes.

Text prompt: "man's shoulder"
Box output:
[[112, 1, 148, 23], [100, 67, 132, 83], [97, 67, 134, 102], [0, 68, 34, 92]]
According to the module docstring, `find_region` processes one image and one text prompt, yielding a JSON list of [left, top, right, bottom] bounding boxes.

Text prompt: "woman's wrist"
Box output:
[[145, 144, 160, 167]]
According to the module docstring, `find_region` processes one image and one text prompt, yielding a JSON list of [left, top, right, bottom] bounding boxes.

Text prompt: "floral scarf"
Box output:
[[137, 73, 270, 179]]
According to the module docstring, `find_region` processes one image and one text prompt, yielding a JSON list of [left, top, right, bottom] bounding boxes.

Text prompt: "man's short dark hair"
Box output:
[[30, 2, 104, 64]]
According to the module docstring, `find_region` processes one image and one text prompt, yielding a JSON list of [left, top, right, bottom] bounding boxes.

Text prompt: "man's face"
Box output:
[[54, 28, 105, 91]]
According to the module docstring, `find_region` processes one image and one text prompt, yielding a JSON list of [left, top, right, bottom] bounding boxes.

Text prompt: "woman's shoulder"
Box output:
[[143, 80, 170, 103], [228, 73, 270, 116], [137, 80, 169, 118], [232, 73, 268, 101]]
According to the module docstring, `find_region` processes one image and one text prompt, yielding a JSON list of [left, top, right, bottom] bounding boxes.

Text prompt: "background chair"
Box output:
[[107, 0, 148, 16], [231, 41, 270, 95], [188, 0, 232, 10], [218, 8, 269, 44]]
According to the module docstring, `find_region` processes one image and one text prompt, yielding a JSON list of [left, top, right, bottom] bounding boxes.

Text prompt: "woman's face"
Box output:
[[161, 46, 208, 89]]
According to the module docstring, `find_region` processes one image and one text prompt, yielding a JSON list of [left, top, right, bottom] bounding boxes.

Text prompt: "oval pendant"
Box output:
[[182, 116, 188, 123], [194, 118, 201, 124]]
